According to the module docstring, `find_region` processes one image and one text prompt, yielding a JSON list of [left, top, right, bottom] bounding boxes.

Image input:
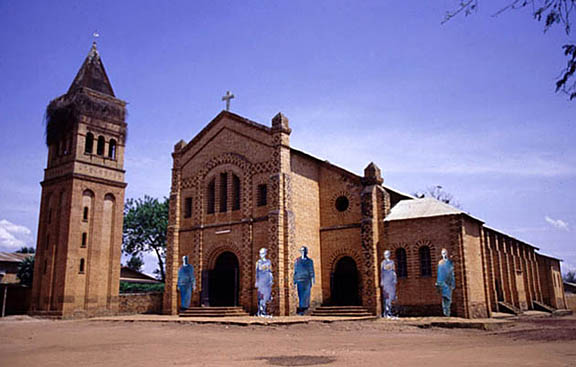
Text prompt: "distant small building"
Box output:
[[0, 252, 33, 316], [565, 281, 576, 294], [0, 252, 32, 284], [120, 267, 162, 284]]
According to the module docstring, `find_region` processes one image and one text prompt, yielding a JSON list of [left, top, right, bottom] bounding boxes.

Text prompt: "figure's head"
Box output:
[[259, 248, 267, 258], [441, 248, 448, 259], [384, 250, 390, 259], [299, 246, 308, 257], [182, 255, 189, 265]]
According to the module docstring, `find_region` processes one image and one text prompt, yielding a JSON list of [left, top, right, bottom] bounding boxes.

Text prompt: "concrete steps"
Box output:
[[179, 307, 249, 317], [533, 300, 556, 313], [498, 301, 522, 315], [311, 305, 373, 317]]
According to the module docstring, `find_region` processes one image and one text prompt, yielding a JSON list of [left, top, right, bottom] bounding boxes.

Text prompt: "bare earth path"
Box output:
[[1, 315, 575, 366]]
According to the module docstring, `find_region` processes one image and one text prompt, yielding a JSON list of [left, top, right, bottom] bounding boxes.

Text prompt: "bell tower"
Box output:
[[30, 42, 127, 318]]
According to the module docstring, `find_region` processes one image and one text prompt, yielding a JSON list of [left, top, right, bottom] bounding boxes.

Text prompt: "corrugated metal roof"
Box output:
[[384, 197, 472, 221], [0, 252, 32, 263]]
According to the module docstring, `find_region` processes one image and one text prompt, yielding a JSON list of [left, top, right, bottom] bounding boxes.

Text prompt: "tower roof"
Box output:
[[68, 42, 115, 96]]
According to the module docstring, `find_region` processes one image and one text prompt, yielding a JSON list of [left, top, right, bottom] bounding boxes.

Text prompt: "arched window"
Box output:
[[419, 246, 432, 277], [85, 132, 94, 154], [232, 174, 241, 211], [257, 184, 267, 207], [96, 136, 105, 156], [64, 135, 71, 155], [81, 233, 87, 248], [108, 139, 117, 159], [395, 248, 408, 278], [207, 178, 216, 214], [219, 172, 228, 212], [184, 197, 193, 218], [82, 190, 94, 223], [79, 258, 85, 273]]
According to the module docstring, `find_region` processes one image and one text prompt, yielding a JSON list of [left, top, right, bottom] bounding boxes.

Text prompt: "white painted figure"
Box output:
[[436, 248, 455, 317], [177, 255, 196, 311], [255, 248, 273, 317], [380, 250, 397, 319]]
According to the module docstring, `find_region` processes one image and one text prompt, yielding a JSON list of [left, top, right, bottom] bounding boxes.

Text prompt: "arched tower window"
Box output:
[[82, 189, 94, 222], [85, 133, 94, 154], [219, 172, 228, 212], [232, 174, 241, 211], [64, 135, 71, 155], [79, 258, 85, 273], [419, 246, 432, 277], [207, 178, 216, 214], [96, 136, 105, 156], [184, 197, 193, 218], [81, 233, 87, 248], [257, 184, 267, 207], [395, 248, 408, 278], [108, 139, 117, 159]]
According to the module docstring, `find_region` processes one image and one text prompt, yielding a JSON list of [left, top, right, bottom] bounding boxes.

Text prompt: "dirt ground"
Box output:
[[1, 315, 575, 366]]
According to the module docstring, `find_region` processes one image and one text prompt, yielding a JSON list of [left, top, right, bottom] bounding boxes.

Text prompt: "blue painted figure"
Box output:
[[293, 246, 315, 315], [177, 256, 196, 311], [255, 248, 273, 317], [436, 248, 455, 317], [380, 250, 397, 319]]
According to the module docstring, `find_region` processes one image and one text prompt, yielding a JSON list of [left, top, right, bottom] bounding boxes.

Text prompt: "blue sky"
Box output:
[[0, 1, 574, 276]]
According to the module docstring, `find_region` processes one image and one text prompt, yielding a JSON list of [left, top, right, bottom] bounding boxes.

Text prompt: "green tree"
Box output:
[[126, 254, 144, 272], [444, 0, 576, 100], [17, 256, 34, 286], [122, 196, 169, 281], [15, 246, 35, 254]]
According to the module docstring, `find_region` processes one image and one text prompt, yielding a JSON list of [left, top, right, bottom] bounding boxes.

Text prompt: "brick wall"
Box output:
[[382, 215, 464, 317], [291, 153, 322, 308], [461, 218, 489, 318], [566, 293, 576, 313], [119, 292, 163, 314]]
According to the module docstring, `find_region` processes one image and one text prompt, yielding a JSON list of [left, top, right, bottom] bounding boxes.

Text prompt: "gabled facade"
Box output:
[[30, 43, 127, 318], [164, 110, 567, 318]]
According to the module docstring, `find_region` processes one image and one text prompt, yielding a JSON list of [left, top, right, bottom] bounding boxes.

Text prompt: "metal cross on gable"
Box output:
[[222, 91, 235, 111]]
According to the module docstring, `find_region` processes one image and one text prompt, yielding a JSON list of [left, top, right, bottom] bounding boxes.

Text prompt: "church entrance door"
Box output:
[[331, 256, 360, 306], [209, 252, 239, 307]]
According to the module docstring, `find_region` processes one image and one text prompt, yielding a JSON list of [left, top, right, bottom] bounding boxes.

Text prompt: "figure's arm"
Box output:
[[310, 260, 315, 285], [192, 267, 197, 291], [435, 262, 442, 287], [255, 262, 259, 288]]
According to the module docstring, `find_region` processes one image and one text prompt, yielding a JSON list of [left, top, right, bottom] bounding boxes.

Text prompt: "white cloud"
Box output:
[[0, 219, 34, 250], [545, 216, 569, 231]]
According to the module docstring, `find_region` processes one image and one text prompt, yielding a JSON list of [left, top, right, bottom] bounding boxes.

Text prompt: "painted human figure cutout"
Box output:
[[380, 250, 397, 319], [177, 255, 196, 311], [293, 246, 315, 315], [436, 248, 455, 317], [255, 248, 273, 317]]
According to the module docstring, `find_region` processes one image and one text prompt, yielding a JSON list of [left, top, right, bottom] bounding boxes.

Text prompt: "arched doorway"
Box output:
[[209, 252, 239, 306], [331, 256, 360, 305]]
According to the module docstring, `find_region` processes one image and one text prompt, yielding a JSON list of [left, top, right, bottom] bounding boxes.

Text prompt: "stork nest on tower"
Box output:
[[44, 92, 126, 146]]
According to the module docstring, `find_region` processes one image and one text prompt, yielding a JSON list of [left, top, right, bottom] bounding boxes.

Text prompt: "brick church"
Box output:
[[162, 111, 568, 318], [32, 44, 567, 318]]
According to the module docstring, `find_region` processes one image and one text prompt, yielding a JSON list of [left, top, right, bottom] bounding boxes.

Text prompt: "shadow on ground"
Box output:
[[256, 355, 337, 366]]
